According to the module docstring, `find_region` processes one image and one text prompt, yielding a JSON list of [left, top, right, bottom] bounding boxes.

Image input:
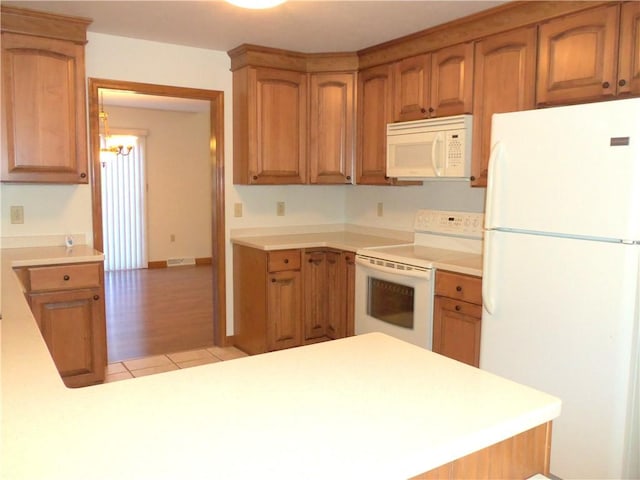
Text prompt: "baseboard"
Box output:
[[147, 257, 212, 269]]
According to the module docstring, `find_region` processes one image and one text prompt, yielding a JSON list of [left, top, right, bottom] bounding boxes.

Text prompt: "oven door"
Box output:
[[355, 255, 434, 349]]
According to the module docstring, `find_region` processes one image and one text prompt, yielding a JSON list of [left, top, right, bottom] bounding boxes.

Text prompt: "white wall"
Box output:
[[0, 31, 486, 336]]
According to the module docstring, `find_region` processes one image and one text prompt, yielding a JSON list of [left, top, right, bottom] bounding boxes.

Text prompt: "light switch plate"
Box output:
[[10, 206, 24, 224]]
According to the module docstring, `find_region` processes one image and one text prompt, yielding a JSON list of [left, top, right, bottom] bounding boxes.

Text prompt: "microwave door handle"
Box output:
[[431, 132, 444, 176]]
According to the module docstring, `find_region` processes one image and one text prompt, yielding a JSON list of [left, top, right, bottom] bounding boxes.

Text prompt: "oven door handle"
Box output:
[[356, 256, 431, 279]]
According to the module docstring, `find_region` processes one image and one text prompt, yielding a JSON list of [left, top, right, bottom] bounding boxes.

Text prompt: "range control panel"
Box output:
[[414, 209, 484, 238]]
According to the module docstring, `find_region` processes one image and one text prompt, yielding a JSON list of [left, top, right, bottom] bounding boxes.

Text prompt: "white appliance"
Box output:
[[386, 115, 472, 180], [481, 97, 640, 479], [355, 209, 483, 349]]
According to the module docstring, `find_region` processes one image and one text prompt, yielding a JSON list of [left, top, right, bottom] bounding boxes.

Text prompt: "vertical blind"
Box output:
[[101, 134, 147, 271]]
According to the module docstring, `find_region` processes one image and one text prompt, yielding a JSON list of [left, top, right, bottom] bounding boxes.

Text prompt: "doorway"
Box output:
[[88, 78, 226, 349]]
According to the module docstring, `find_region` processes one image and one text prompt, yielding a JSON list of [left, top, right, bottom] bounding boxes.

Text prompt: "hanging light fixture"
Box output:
[[225, 0, 286, 9], [99, 91, 133, 166]]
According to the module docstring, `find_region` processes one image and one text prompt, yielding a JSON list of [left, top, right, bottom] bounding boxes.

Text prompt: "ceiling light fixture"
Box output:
[[225, 0, 286, 9]]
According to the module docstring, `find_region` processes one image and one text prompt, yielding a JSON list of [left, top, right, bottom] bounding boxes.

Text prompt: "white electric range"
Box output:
[[354, 209, 483, 349]]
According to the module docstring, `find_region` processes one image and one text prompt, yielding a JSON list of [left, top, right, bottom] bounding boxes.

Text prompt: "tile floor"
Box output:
[[105, 346, 249, 382]]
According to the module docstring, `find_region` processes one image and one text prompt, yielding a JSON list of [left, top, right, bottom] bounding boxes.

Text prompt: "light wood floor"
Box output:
[[105, 265, 215, 363]]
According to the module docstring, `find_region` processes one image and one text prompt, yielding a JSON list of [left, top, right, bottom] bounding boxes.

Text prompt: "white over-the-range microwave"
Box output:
[[386, 114, 473, 180]]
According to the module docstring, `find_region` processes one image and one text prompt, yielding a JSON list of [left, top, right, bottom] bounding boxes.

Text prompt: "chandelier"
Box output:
[[99, 91, 133, 165]]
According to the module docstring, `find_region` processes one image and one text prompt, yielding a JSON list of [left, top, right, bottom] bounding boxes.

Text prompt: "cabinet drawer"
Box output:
[[268, 250, 301, 272], [27, 263, 102, 292], [435, 271, 482, 305]]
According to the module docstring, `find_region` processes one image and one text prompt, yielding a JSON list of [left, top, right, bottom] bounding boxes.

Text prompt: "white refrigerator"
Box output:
[[481, 98, 640, 479]]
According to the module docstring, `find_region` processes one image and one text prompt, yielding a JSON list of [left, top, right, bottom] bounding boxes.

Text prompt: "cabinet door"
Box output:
[[325, 250, 346, 340], [357, 64, 394, 185], [430, 42, 474, 117], [432, 296, 482, 367], [393, 54, 432, 122], [303, 250, 328, 342], [30, 288, 106, 387], [471, 26, 537, 187], [309, 72, 355, 184], [618, 1, 640, 96], [242, 67, 307, 184], [343, 251, 356, 337], [1, 32, 88, 183], [537, 4, 619, 105], [267, 270, 302, 351]]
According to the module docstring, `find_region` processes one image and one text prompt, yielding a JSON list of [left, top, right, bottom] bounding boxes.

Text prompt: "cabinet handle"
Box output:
[[252, 175, 258, 181], [284, 258, 289, 264], [420, 108, 427, 114], [455, 305, 461, 312], [602, 81, 610, 89], [428, 107, 434, 114], [346, 176, 351, 181], [63, 275, 70, 281], [271, 278, 276, 283], [80, 173, 87, 179], [619, 79, 627, 87], [469, 175, 476, 182], [93, 295, 100, 301], [456, 285, 462, 292]]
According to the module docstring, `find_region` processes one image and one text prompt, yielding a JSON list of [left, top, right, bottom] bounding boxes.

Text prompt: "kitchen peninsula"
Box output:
[[2, 247, 560, 479]]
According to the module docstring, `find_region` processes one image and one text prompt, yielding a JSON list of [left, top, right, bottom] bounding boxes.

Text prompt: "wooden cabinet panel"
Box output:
[[537, 4, 620, 105], [430, 42, 474, 117], [343, 251, 356, 337], [30, 288, 106, 387], [618, 1, 640, 96], [432, 296, 482, 367], [27, 262, 102, 292], [471, 26, 537, 187], [1, 31, 88, 183], [357, 64, 394, 185], [267, 270, 302, 351], [268, 249, 301, 272], [326, 250, 347, 339], [303, 250, 328, 341], [433, 271, 482, 367], [393, 54, 432, 122], [309, 72, 355, 184], [233, 66, 307, 184]]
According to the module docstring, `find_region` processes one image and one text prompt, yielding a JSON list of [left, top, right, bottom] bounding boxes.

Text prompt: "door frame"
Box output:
[[88, 78, 226, 345]]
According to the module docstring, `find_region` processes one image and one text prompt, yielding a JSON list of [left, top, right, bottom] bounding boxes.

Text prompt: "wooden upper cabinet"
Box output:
[[536, 4, 620, 105], [392, 54, 432, 122], [430, 42, 474, 117], [618, 1, 640, 96], [1, 9, 90, 184], [309, 72, 355, 184], [357, 64, 394, 185], [233, 66, 307, 184], [471, 26, 537, 187]]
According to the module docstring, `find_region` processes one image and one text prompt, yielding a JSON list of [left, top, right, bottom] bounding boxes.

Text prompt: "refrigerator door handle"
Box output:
[[482, 229, 496, 315], [432, 132, 444, 176], [484, 141, 505, 229]]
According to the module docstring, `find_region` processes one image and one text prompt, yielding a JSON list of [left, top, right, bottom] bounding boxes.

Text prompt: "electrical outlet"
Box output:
[[377, 202, 383, 217], [234, 202, 243, 218], [10, 206, 24, 224], [276, 201, 285, 216]]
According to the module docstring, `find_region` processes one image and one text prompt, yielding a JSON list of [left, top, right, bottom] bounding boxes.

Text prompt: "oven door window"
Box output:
[[367, 276, 414, 329]]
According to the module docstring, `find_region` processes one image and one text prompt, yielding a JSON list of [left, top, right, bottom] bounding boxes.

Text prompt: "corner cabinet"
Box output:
[[471, 26, 537, 187], [19, 262, 107, 387], [433, 271, 482, 367], [537, 3, 640, 105], [1, 7, 91, 183], [233, 244, 354, 355]]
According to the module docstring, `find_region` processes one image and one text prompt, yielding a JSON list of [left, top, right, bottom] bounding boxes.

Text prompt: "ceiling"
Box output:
[[3, 1, 506, 54]]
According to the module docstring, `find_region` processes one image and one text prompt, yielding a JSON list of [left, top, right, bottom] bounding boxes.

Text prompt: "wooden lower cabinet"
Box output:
[[433, 271, 482, 367], [20, 262, 107, 387], [411, 422, 552, 479], [233, 244, 354, 354]]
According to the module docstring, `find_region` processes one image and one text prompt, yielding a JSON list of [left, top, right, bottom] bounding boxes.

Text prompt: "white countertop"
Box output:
[[231, 229, 483, 277], [1, 247, 554, 479]]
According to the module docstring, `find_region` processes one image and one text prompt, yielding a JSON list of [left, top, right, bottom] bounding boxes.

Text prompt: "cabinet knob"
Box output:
[[80, 172, 87, 179], [619, 79, 627, 87], [284, 258, 289, 264], [456, 285, 462, 292], [469, 175, 476, 182], [93, 295, 100, 301], [420, 107, 427, 114], [602, 81, 610, 89], [346, 176, 351, 181], [455, 305, 461, 312], [63, 275, 70, 281], [428, 107, 434, 113], [252, 175, 258, 181], [271, 278, 276, 283]]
